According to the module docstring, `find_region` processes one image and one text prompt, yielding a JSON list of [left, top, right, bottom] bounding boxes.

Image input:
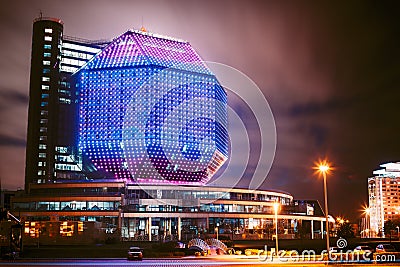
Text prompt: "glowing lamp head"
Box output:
[[313, 159, 332, 176], [319, 164, 330, 173], [363, 206, 370, 215]]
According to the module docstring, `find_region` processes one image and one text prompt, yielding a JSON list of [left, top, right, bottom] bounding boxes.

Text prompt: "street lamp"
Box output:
[[314, 160, 332, 256], [273, 202, 280, 256], [363, 206, 370, 238], [336, 217, 344, 225]]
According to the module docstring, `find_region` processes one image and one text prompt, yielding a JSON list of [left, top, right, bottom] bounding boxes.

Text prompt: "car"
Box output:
[[354, 245, 373, 254], [127, 246, 143, 260], [175, 241, 186, 249], [375, 244, 396, 253], [1, 248, 18, 260]]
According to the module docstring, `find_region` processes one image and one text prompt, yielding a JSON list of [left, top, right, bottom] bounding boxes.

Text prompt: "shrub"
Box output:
[[235, 250, 242, 255], [173, 251, 185, 257], [245, 249, 263, 256]]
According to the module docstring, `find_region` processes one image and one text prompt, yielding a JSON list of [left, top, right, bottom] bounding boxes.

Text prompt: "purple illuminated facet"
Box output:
[[78, 30, 228, 184]]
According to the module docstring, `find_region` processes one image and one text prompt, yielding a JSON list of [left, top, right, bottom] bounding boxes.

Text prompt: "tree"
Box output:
[[296, 221, 309, 239], [0, 208, 8, 221], [336, 222, 355, 239], [384, 220, 396, 241]]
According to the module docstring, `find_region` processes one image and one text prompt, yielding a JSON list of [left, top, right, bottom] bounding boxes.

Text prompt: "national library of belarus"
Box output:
[[12, 17, 329, 244]]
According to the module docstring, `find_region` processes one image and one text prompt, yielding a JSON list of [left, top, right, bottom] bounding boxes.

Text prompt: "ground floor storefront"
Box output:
[[121, 213, 327, 242]]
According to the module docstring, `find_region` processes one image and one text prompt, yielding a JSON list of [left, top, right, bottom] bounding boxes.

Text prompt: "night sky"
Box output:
[[0, 0, 399, 221]]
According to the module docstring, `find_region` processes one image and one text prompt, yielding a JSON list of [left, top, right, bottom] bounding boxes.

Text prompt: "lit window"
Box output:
[[24, 222, 40, 238], [40, 127, 47, 132], [62, 42, 100, 53], [45, 28, 53, 33], [40, 118, 48, 124], [59, 98, 71, 104], [44, 44, 51, 49], [41, 94, 49, 99], [44, 36, 52, 41], [78, 222, 84, 232], [41, 85, 49, 90], [60, 81, 69, 88], [43, 68, 50, 74], [60, 65, 78, 73], [40, 110, 48, 116], [60, 221, 74, 237], [24, 222, 30, 234], [39, 144, 47, 149], [41, 102, 48, 107], [43, 60, 50, 66], [55, 146, 68, 153], [39, 152, 46, 158], [42, 77, 50, 82], [39, 136, 47, 141], [44, 52, 51, 58], [61, 57, 86, 66]]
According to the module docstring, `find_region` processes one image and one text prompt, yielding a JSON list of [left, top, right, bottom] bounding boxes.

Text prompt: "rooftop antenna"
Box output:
[[140, 16, 147, 32], [39, 10, 43, 19]]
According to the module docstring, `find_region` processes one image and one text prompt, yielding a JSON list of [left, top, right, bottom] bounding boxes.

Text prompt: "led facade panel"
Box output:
[[78, 30, 228, 184]]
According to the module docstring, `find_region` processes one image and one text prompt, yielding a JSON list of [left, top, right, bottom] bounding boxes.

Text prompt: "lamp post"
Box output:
[[216, 223, 219, 241], [364, 207, 370, 238], [315, 160, 331, 256], [273, 202, 280, 256]]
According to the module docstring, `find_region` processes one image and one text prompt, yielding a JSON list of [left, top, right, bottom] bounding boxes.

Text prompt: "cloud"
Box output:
[[0, 89, 29, 109], [0, 146, 25, 190], [0, 88, 28, 142], [287, 98, 352, 118], [0, 133, 26, 147]]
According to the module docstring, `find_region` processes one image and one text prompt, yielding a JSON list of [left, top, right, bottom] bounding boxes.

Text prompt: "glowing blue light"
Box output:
[[78, 30, 228, 184]]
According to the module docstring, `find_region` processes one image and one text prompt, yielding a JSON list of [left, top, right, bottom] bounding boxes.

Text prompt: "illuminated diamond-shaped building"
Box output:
[[78, 29, 228, 184]]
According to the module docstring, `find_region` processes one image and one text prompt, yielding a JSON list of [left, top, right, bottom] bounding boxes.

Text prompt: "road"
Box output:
[[1, 258, 399, 267]]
